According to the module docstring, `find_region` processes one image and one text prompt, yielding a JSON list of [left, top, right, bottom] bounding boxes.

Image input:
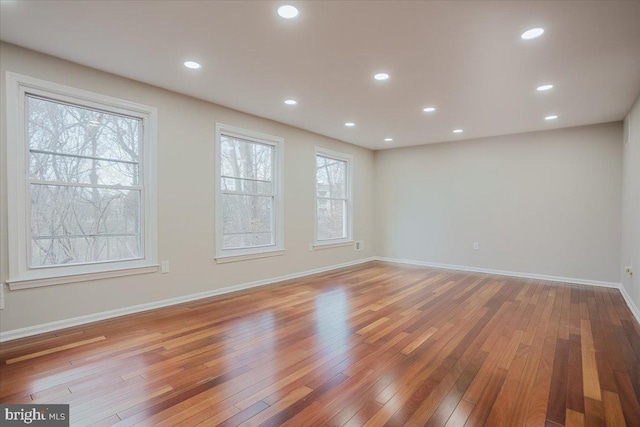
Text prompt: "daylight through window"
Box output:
[[28, 96, 143, 267], [6, 73, 158, 289], [315, 149, 352, 243], [216, 125, 284, 260]]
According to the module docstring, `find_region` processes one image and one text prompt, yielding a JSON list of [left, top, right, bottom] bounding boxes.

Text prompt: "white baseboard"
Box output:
[[619, 284, 640, 326], [3, 256, 636, 342], [378, 256, 640, 326], [0, 257, 376, 342], [375, 256, 640, 324], [375, 256, 622, 288]]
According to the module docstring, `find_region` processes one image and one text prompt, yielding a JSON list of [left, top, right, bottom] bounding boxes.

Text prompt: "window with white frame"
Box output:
[[315, 148, 352, 245], [6, 73, 158, 289], [215, 124, 284, 261]]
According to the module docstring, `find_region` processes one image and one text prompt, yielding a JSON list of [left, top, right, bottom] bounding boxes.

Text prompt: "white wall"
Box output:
[[0, 42, 376, 333], [622, 95, 640, 314], [375, 123, 623, 283]]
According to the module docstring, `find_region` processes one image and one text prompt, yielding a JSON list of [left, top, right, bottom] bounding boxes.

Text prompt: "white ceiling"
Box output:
[[1, 1, 639, 150]]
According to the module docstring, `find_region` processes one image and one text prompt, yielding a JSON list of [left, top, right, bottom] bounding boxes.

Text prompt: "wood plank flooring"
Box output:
[[1, 261, 640, 426]]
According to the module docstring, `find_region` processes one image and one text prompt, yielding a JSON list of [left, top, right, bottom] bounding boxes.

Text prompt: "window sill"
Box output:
[[215, 249, 285, 264], [312, 241, 354, 251], [7, 264, 159, 290]]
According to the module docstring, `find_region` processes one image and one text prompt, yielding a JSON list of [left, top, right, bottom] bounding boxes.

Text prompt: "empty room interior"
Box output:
[[1, 1, 640, 426]]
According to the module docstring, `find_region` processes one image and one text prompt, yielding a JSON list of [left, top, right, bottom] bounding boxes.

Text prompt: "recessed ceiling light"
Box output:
[[345, 122, 355, 127], [284, 99, 297, 105], [374, 72, 390, 81], [521, 28, 545, 40], [453, 129, 463, 133], [183, 61, 201, 69], [384, 138, 393, 142], [537, 84, 554, 91], [545, 115, 558, 120], [423, 107, 436, 113], [278, 5, 299, 19]]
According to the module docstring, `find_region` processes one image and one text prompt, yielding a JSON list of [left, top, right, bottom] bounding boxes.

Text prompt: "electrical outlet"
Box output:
[[473, 242, 479, 251], [355, 240, 364, 251], [309, 243, 314, 252], [161, 260, 170, 274], [625, 266, 633, 277]]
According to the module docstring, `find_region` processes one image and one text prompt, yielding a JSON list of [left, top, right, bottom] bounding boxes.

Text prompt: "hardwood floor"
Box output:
[[1, 261, 640, 426]]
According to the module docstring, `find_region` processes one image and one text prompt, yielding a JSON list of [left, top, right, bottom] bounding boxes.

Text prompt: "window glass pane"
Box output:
[[220, 135, 273, 187], [316, 155, 346, 198], [30, 151, 139, 186], [317, 199, 346, 240], [30, 184, 141, 266], [220, 133, 277, 251], [222, 194, 273, 249], [27, 95, 145, 268], [28, 96, 140, 164]]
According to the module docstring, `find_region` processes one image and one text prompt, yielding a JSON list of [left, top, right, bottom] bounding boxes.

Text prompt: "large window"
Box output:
[[215, 124, 284, 262], [315, 148, 353, 246], [6, 73, 158, 289]]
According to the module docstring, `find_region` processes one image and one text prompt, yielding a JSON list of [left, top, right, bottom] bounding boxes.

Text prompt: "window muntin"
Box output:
[[315, 150, 352, 243], [215, 125, 283, 261]]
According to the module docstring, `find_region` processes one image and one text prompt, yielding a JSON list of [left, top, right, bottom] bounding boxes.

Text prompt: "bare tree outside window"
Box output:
[[220, 135, 275, 249], [316, 155, 348, 240], [27, 96, 142, 267]]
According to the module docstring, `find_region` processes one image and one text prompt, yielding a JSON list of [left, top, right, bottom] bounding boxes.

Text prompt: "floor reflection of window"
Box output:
[[221, 312, 275, 376], [315, 289, 349, 349]]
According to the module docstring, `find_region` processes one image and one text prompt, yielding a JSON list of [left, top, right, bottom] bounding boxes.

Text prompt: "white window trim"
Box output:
[[214, 123, 285, 263], [5, 72, 158, 290], [314, 147, 353, 248]]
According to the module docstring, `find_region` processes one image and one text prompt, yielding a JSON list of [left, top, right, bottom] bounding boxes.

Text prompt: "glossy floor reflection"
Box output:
[[1, 261, 639, 426]]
